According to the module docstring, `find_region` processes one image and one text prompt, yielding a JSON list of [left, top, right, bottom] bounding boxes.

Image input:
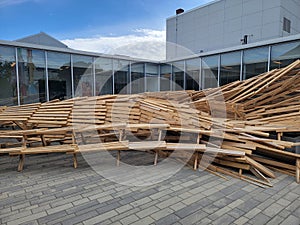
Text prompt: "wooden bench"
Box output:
[[9, 144, 77, 171], [73, 123, 169, 167]]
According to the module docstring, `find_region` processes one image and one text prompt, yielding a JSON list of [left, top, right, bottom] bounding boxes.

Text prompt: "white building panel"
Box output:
[[166, 0, 300, 59]]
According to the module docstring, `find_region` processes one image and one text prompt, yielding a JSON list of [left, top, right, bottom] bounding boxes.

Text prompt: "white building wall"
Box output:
[[280, 0, 300, 36], [166, 0, 300, 60]]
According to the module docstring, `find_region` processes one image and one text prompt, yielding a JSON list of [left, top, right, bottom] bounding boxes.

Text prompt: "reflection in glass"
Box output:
[[220, 51, 241, 86], [73, 55, 93, 97], [202, 55, 219, 89], [186, 58, 200, 90], [131, 63, 145, 94], [0, 46, 17, 105], [243, 47, 268, 79], [145, 63, 159, 92], [18, 48, 46, 104], [172, 61, 184, 91], [160, 64, 171, 91], [95, 57, 113, 95], [270, 41, 300, 70], [114, 60, 130, 94], [47, 52, 72, 101]]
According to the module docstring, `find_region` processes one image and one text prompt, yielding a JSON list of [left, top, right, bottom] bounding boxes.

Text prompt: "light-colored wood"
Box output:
[[296, 159, 300, 184]]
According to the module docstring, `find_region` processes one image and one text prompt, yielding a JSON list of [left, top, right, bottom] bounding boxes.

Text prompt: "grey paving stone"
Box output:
[[212, 197, 234, 208], [62, 210, 99, 225], [280, 215, 300, 225], [7, 212, 47, 225], [266, 215, 285, 225], [277, 208, 293, 219], [151, 207, 174, 220], [233, 216, 250, 225], [282, 192, 298, 202], [250, 213, 271, 225], [83, 210, 117, 224], [244, 208, 262, 219], [156, 196, 182, 209], [1, 152, 300, 225], [120, 214, 140, 225], [238, 198, 261, 212], [136, 205, 160, 218], [286, 199, 300, 212], [154, 214, 181, 225], [227, 207, 245, 219], [115, 204, 134, 214], [2, 210, 33, 223], [46, 203, 73, 215], [212, 213, 235, 225], [110, 207, 141, 223], [131, 216, 154, 225], [170, 202, 187, 211], [179, 210, 208, 225], [38, 211, 68, 224], [263, 202, 285, 217]]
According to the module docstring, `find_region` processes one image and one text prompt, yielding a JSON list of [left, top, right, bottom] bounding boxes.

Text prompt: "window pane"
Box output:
[[131, 63, 145, 94], [0, 46, 17, 105], [243, 47, 268, 79], [17, 48, 46, 104], [172, 61, 184, 91], [160, 64, 171, 91], [145, 63, 158, 92], [270, 41, 300, 69], [114, 59, 129, 94], [202, 55, 219, 89], [220, 51, 241, 86], [95, 57, 113, 95], [47, 52, 72, 101], [186, 58, 200, 90], [73, 55, 93, 97]]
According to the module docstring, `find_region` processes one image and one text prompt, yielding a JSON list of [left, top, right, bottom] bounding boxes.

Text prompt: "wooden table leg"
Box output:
[[18, 154, 25, 172], [277, 132, 283, 141], [296, 158, 300, 184], [116, 150, 121, 166], [193, 152, 199, 170], [73, 153, 78, 168], [154, 150, 158, 166]]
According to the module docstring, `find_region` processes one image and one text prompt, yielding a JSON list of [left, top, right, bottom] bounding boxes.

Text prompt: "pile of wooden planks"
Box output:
[[0, 60, 300, 186]]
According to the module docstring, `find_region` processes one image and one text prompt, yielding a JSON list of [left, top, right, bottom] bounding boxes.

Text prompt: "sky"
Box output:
[[0, 0, 215, 60]]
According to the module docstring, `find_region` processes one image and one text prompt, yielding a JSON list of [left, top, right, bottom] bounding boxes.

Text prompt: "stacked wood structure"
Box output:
[[1, 60, 300, 187]]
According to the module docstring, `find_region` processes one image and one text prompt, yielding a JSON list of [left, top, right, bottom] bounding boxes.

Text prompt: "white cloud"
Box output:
[[61, 29, 166, 61], [0, 0, 42, 8], [0, 0, 28, 7]]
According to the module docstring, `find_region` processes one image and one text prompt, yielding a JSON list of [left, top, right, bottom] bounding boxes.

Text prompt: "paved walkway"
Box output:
[[0, 152, 299, 225]]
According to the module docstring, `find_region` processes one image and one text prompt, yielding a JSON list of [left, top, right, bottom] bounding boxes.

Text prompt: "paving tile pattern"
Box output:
[[0, 152, 299, 225]]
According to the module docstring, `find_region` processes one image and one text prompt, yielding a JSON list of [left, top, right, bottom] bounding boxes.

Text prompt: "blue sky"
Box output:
[[0, 0, 214, 59]]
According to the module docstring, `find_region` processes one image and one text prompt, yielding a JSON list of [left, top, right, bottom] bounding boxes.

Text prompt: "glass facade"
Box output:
[[114, 59, 130, 94], [202, 55, 219, 89], [243, 47, 269, 79], [270, 41, 300, 70], [186, 58, 200, 90], [131, 63, 145, 94], [95, 57, 113, 95], [220, 51, 241, 86], [17, 48, 46, 104], [145, 63, 159, 92], [1, 37, 300, 106], [47, 52, 72, 101], [0, 46, 17, 106], [73, 55, 93, 97], [160, 64, 171, 91], [172, 61, 185, 91]]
